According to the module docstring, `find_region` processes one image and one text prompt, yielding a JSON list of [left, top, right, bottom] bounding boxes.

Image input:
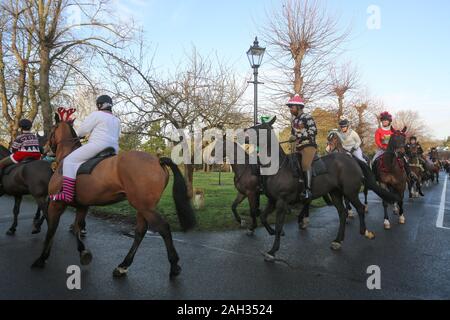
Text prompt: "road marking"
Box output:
[[437, 175, 450, 230]]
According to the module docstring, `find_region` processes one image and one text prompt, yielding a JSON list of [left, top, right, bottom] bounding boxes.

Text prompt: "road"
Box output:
[[1, 173, 450, 300]]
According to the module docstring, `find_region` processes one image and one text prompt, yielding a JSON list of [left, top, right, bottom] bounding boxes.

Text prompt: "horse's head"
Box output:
[[47, 113, 80, 156], [326, 130, 340, 153], [244, 116, 276, 144], [388, 126, 407, 154]]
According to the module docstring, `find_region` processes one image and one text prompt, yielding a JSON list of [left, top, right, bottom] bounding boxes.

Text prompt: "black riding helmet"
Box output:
[[19, 119, 32, 131], [96, 95, 113, 110], [339, 119, 349, 127]]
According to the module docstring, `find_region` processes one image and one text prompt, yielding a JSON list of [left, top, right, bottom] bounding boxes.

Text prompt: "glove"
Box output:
[[350, 147, 356, 153], [288, 135, 297, 143]]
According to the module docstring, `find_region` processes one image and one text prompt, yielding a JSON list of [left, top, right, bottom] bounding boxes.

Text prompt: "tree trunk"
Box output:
[[337, 94, 344, 121], [39, 47, 53, 137]]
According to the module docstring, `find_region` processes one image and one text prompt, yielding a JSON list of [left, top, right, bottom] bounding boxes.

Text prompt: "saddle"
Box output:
[[288, 153, 328, 178], [77, 147, 116, 176], [3, 158, 37, 176]]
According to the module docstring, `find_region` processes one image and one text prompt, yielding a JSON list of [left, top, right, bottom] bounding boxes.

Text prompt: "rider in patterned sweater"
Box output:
[[287, 94, 318, 201], [0, 119, 41, 180], [405, 136, 426, 169]]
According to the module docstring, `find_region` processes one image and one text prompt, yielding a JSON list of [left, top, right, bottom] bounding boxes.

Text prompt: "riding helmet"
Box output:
[[380, 111, 392, 122], [96, 95, 113, 107], [286, 94, 305, 107], [18, 119, 32, 131], [339, 119, 350, 127]]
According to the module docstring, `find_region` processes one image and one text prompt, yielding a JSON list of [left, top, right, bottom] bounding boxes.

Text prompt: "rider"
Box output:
[[287, 94, 318, 201], [49, 95, 121, 203], [373, 111, 413, 179], [405, 136, 425, 169], [337, 118, 366, 164], [0, 119, 41, 179]]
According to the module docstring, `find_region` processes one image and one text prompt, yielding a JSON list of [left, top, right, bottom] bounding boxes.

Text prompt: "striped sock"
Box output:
[[50, 177, 76, 203]]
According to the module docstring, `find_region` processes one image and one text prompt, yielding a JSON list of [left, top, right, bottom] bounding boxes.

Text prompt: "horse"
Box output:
[[325, 130, 370, 216], [245, 117, 399, 260], [373, 128, 408, 230], [406, 144, 425, 198], [0, 145, 52, 235], [31, 117, 196, 279], [425, 149, 440, 183], [209, 135, 261, 235]]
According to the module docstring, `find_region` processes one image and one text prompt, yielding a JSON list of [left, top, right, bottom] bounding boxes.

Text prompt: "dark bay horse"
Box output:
[[373, 128, 408, 230], [407, 143, 425, 198], [325, 130, 369, 216], [246, 118, 399, 260], [211, 136, 261, 235], [31, 118, 196, 279], [0, 145, 52, 235]]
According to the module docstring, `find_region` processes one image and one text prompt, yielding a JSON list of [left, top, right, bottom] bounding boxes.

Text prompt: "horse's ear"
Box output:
[[67, 119, 75, 126], [54, 113, 60, 124], [402, 126, 407, 133]]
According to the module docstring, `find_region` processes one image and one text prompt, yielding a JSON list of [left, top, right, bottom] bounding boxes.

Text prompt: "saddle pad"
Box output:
[[77, 148, 116, 176]]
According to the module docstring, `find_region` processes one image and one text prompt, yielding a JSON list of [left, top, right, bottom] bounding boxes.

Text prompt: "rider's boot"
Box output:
[[49, 176, 76, 203], [403, 157, 414, 180], [301, 169, 313, 202]]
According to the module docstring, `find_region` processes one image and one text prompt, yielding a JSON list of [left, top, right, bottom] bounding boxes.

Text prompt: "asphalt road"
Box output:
[[1, 173, 450, 300]]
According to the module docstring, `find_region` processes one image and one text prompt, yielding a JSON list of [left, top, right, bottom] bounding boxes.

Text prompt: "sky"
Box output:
[[115, 0, 450, 139]]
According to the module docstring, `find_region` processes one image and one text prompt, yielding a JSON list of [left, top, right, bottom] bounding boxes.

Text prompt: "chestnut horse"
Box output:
[[374, 128, 408, 230], [31, 118, 196, 279]]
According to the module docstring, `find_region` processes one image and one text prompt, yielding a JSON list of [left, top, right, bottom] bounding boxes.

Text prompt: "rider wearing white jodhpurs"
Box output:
[[337, 119, 366, 164], [50, 95, 120, 203]]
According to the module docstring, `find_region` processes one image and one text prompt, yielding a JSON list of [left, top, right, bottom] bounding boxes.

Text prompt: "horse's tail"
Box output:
[[354, 157, 400, 204], [159, 157, 197, 231]]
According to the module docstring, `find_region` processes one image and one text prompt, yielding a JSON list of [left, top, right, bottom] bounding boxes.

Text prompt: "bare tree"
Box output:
[[392, 110, 429, 139], [261, 0, 351, 104], [108, 46, 249, 197], [329, 61, 359, 121], [21, 0, 133, 136]]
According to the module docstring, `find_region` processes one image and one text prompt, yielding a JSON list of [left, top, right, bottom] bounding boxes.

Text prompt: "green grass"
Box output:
[[90, 171, 326, 232]]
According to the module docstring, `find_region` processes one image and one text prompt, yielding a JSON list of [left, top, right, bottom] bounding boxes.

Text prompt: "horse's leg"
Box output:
[[364, 184, 369, 213], [247, 192, 259, 235], [265, 199, 287, 260], [71, 206, 92, 265], [398, 196, 406, 225], [31, 201, 66, 268], [143, 210, 181, 279], [329, 191, 347, 251], [345, 198, 354, 219], [231, 192, 246, 227], [347, 192, 375, 240], [113, 213, 148, 278], [6, 195, 22, 236], [260, 199, 276, 235], [298, 203, 310, 230], [32, 197, 48, 234]]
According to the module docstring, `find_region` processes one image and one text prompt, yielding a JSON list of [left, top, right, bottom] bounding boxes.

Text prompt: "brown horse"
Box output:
[[406, 143, 425, 198], [426, 149, 440, 183], [373, 128, 408, 230], [31, 117, 196, 279]]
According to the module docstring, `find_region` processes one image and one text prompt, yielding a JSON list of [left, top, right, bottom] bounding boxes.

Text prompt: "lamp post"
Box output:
[[247, 37, 266, 125]]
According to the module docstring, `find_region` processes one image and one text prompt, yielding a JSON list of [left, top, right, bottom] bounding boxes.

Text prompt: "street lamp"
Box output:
[[247, 37, 266, 125]]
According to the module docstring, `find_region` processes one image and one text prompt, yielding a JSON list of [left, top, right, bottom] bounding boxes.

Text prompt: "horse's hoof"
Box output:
[[6, 229, 15, 236], [365, 230, 376, 240], [364, 205, 369, 214], [384, 220, 391, 230], [347, 210, 355, 219], [170, 265, 182, 279], [399, 215, 406, 224], [246, 229, 255, 236], [80, 250, 93, 266], [80, 229, 87, 238], [31, 258, 46, 269], [31, 227, 41, 234], [300, 218, 309, 230], [263, 253, 276, 262], [113, 267, 128, 278], [240, 220, 246, 228], [330, 242, 342, 251]]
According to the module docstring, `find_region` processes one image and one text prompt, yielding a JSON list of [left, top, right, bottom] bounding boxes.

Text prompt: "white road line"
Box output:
[[437, 175, 450, 230]]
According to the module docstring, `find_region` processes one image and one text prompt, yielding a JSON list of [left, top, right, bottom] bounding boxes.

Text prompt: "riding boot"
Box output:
[[302, 169, 313, 201]]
